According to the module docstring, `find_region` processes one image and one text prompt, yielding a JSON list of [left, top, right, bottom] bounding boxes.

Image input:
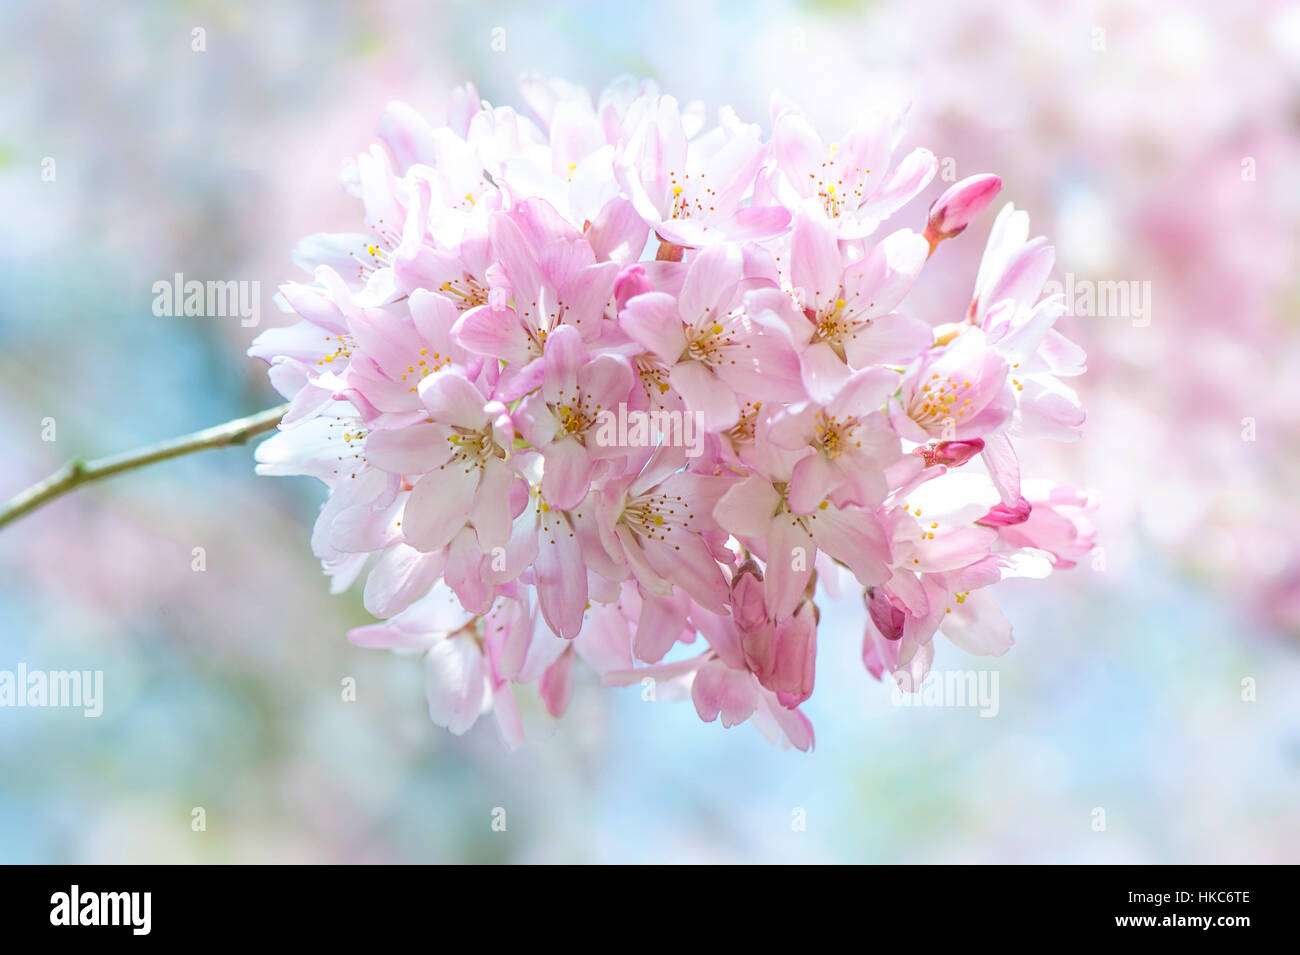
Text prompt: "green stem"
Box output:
[[0, 404, 289, 531]]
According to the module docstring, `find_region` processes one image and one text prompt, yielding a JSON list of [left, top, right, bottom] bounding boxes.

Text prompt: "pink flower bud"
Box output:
[[770, 602, 819, 708], [925, 174, 1002, 244], [731, 558, 768, 634], [738, 596, 817, 708], [614, 263, 654, 313], [865, 587, 906, 641], [916, 438, 985, 468], [976, 495, 1033, 527]]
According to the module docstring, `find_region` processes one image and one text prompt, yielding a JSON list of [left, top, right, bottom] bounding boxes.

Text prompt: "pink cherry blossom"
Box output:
[[250, 78, 1095, 749]]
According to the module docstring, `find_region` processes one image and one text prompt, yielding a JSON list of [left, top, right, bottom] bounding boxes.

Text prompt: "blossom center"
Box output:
[[622, 491, 688, 543], [811, 297, 854, 345], [316, 333, 356, 366], [813, 410, 863, 458], [402, 347, 452, 392], [685, 320, 733, 365], [444, 426, 502, 469], [809, 145, 869, 219], [439, 276, 487, 310], [328, 416, 368, 480], [909, 373, 974, 429], [667, 171, 716, 220]]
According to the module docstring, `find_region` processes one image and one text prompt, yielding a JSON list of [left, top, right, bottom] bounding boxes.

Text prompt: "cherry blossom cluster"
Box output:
[[250, 77, 1095, 749]]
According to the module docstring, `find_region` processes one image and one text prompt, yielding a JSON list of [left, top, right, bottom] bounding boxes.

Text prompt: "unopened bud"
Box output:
[[924, 174, 1002, 247], [865, 586, 906, 641], [976, 495, 1032, 527], [731, 558, 767, 633], [614, 264, 654, 313], [916, 438, 985, 468]]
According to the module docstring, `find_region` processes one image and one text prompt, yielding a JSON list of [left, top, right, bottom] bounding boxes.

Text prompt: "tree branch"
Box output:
[[0, 404, 290, 531]]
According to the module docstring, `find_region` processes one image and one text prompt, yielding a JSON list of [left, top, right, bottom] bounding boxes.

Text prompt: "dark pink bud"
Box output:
[[976, 495, 1033, 527], [731, 558, 767, 634], [865, 587, 906, 641], [770, 601, 818, 709], [614, 264, 654, 313], [916, 438, 985, 468], [924, 174, 1002, 245]]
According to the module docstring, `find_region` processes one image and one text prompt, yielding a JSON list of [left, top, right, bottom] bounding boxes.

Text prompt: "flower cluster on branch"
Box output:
[[250, 77, 1095, 749]]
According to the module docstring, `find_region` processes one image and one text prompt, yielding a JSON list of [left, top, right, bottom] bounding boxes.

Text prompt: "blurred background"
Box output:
[[1, 0, 1297, 863]]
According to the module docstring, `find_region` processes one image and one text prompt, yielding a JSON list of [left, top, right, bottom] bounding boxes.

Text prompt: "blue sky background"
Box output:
[[1, 0, 1296, 863]]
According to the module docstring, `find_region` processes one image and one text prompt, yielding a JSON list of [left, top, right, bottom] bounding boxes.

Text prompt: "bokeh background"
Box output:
[[2, 0, 1298, 863]]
